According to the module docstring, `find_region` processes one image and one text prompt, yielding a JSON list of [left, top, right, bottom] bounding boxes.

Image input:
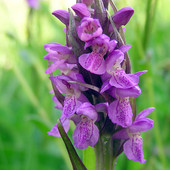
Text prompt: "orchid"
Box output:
[[43, 0, 154, 169], [113, 108, 154, 163]]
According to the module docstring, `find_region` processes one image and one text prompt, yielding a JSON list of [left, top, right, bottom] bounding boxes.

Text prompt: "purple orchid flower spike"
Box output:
[[72, 3, 91, 18], [73, 102, 99, 149], [52, 10, 70, 25], [44, 44, 77, 74], [113, 108, 154, 163], [44, 1, 155, 168], [77, 17, 103, 41]]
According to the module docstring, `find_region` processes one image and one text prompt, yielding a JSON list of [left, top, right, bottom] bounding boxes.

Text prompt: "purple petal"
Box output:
[[108, 97, 132, 127], [84, 40, 93, 49], [107, 87, 116, 98], [79, 52, 106, 75], [57, 63, 76, 74], [100, 80, 112, 93], [95, 103, 108, 113], [105, 50, 124, 72], [124, 134, 146, 163], [44, 50, 76, 65], [135, 107, 155, 120], [101, 72, 112, 82], [63, 27, 66, 34], [77, 17, 103, 41], [48, 118, 70, 137], [70, 114, 82, 126], [116, 85, 141, 97], [50, 45, 73, 54], [52, 10, 69, 25], [119, 44, 132, 53], [112, 7, 134, 29], [77, 94, 89, 104], [73, 116, 99, 149], [68, 72, 88, 91], [110, 69, 139, 89], [43, 53, 62, 61], [76, 102, 98, 120], [129, 118, 154, 133], [109, 40, 118, 53], [72, 3, 91, 18], [62, 95, 77, 118], [66, 54, 77, 64], [44, 43, 60, 52], [112, 129, 129, 139], [49, 75, 71, 94], [45, 60, 65, 74], [133, 70, 148, 77], [49, 89, 54, 93], [84, 34, 110, 51], [122, 27, 126, 33], [52, 95, 63, 110]]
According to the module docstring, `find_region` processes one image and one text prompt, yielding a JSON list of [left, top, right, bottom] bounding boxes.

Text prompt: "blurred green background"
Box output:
[[0, 0, 169, 170]]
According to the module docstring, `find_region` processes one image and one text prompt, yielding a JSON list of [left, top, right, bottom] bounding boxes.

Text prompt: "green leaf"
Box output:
[[57, 120, 87, 170]]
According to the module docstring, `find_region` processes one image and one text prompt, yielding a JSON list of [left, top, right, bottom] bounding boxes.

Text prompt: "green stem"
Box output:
[[94, 135, 114, 170], [94, 137, 104, 170]]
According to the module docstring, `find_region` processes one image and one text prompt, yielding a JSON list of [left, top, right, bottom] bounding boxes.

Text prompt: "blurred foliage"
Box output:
[[0, 0, 169, 170]]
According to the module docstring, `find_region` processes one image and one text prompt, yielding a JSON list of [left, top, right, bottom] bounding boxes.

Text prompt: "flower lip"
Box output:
[[108, 97, 133, 127], [79, 52, 106, 75], [73, 116, 99, 149], [123, 134, 146, 163]]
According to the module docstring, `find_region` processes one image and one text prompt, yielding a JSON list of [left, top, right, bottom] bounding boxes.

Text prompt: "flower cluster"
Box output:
[[44, 0, 154, 164]]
